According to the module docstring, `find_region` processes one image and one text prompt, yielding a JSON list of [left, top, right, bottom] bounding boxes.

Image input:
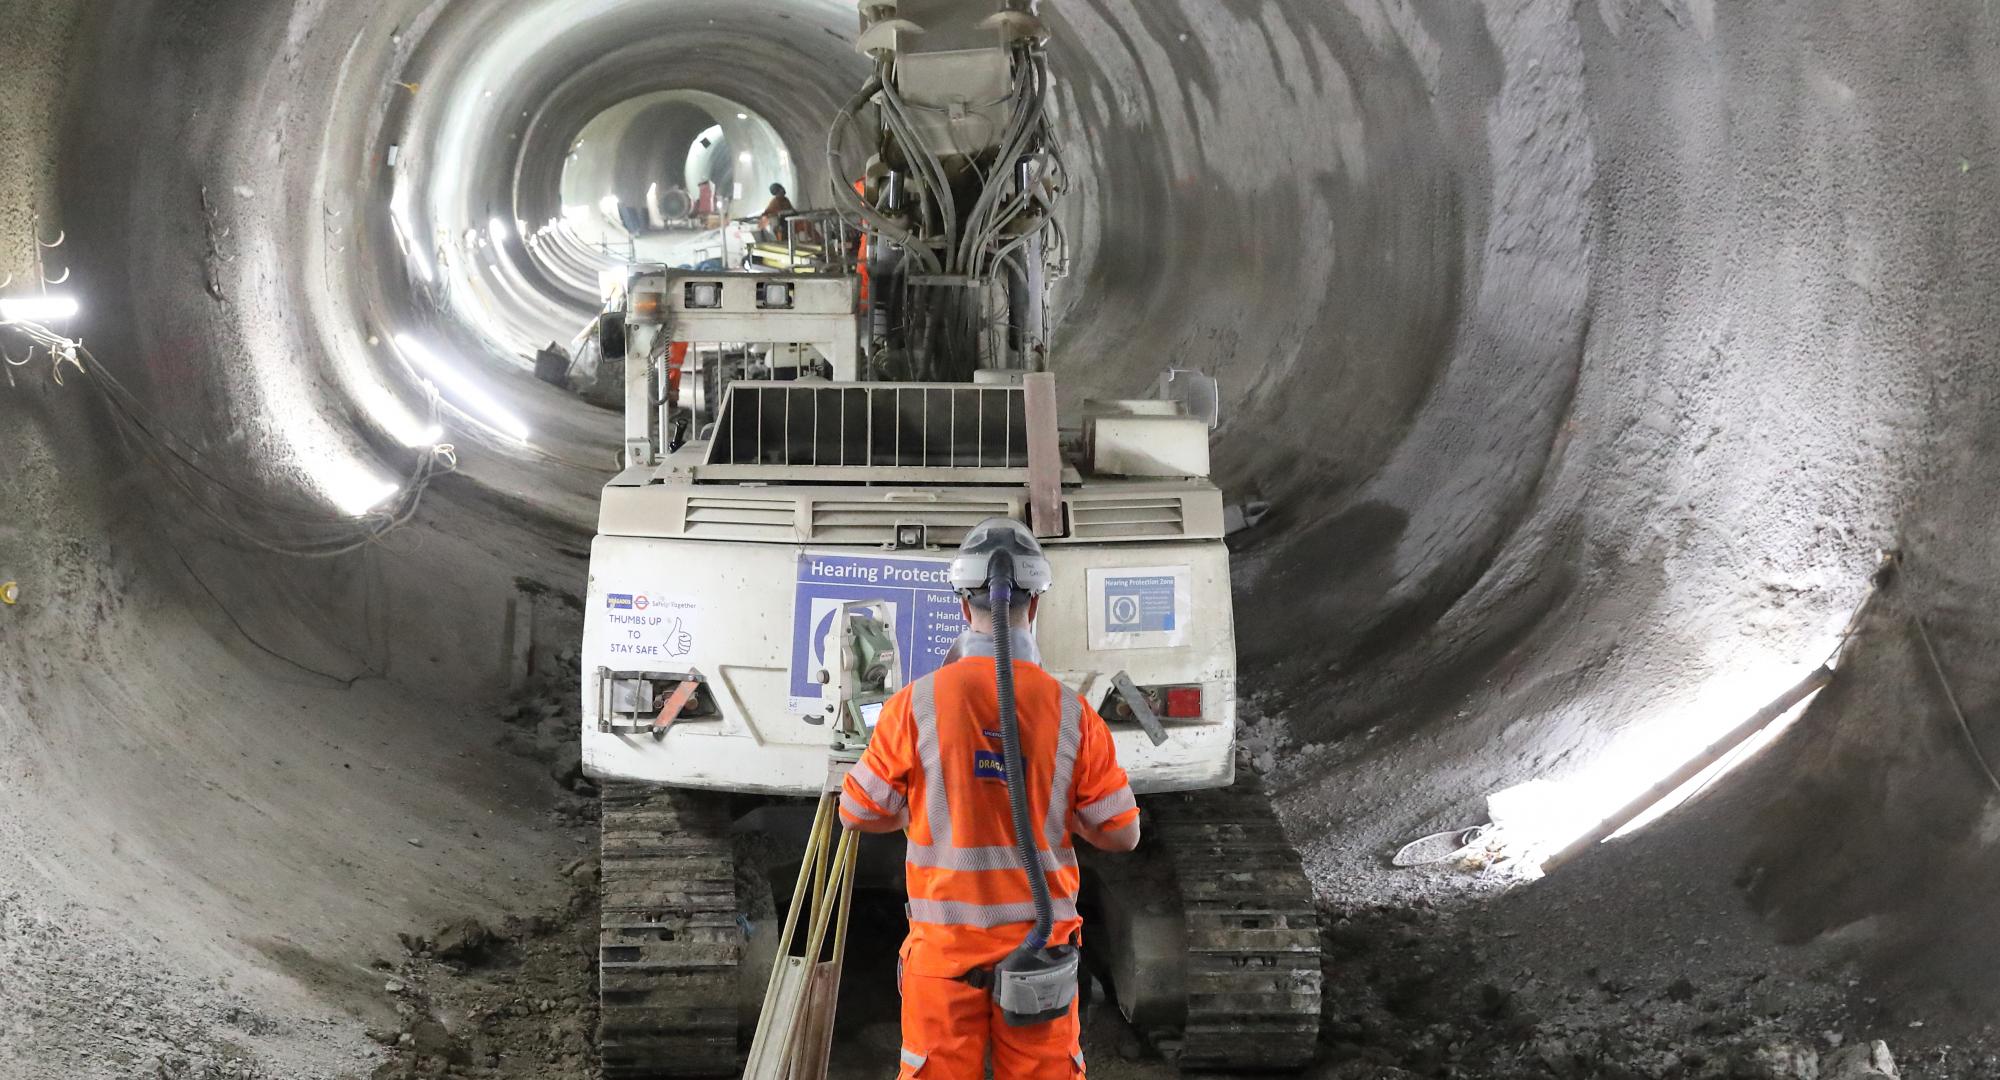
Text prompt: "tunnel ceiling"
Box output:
[[5, 0, 2000, 1074]]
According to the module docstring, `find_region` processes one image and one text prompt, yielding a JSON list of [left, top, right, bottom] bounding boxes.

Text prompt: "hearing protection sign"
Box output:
[[1087, 565, 1193, 650], [788, 553, 967, 714]]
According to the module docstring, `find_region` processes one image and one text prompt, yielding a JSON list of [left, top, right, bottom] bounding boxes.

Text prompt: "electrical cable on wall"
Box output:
[[165, 537, 384, 688], [5, 314, 413, 684], [2, 315, 454, 559]]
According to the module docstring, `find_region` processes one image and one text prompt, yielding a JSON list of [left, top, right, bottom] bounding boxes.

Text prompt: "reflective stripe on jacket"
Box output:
[[840, 655, 1139, 978]]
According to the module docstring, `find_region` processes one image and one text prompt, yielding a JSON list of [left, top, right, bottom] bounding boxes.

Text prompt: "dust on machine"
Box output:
[[576, 2, 1323, 1076]]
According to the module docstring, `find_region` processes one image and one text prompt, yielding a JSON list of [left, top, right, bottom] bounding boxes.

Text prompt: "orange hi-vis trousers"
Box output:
[[898, 971, 1083, 1080]]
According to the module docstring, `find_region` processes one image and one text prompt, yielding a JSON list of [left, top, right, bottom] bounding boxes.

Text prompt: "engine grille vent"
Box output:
[[679, 493, 1027, 544], [1067, 496, 1187, 539], [682, 495, 801, 540], [808, 500, 1017, 545]]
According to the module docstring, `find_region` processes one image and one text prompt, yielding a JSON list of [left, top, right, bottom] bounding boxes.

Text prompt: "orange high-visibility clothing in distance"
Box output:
[[839, 651, 1140, 980], [666, 341, 689, 408], [852, 179, 870, 305], [897, 972, 1083, 1080]]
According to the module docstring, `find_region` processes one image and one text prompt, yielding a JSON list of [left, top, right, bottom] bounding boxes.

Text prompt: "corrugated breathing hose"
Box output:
[[989, 549, 1055, 949]]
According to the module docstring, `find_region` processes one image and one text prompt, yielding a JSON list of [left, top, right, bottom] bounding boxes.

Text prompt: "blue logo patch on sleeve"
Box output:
[[974, 749, 1008, 781]]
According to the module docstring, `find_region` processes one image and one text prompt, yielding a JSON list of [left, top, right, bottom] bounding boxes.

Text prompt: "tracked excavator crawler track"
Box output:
[[599, 784, 745, 1079], [1148, 779, 1323, 1069]]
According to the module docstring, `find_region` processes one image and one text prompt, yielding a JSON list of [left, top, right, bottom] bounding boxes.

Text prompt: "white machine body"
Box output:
[[582, 526, 1236, 797], [582, 269, 1238, 797]]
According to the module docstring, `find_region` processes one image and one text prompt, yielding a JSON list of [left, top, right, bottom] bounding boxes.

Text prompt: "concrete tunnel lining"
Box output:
[[557, 95, 744, 239], [5, 0, 2000, 1075]]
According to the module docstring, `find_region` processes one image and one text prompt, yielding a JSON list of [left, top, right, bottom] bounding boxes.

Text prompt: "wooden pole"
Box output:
[[743, 792, 862, 1080], [1023, 372, 1062, 537]]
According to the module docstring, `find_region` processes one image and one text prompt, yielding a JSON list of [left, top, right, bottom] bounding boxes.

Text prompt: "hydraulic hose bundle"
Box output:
[[985, 550, 1079, 1026], [825, 8, 1069, 381]]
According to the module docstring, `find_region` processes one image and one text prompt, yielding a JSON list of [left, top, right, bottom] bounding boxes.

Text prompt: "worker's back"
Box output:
[[838, 519, 1143, 1079], [841, 647, 1135, 979]]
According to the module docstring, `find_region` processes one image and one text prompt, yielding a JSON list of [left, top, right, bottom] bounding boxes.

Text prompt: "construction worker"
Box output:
[[840, 519, 1141, 1080], [758, 182, 797, 241]]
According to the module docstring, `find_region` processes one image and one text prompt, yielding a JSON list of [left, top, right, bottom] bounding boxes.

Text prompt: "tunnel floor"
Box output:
[[348, 679, 1985, 1080]]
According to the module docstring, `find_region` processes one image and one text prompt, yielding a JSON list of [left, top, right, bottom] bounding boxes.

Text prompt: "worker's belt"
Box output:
[[954, 965, 998, 991]]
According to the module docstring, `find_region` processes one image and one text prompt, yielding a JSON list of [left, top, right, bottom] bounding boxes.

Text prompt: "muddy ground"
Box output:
[[362, 858, 1965, 1080], [348, 686, 1990, 1080]]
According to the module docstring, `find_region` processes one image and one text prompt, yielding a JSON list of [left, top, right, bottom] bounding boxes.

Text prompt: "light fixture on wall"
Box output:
[[392, 332, 532, 441], [0, 295, 79, 322]]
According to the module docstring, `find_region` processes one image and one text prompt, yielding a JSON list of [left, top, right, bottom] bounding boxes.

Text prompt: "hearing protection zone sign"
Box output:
[[788, 553, 967, 715], [1087, 565, 1193, 650]]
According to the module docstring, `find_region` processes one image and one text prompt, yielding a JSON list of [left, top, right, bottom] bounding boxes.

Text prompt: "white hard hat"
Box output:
[[949, 517, 1052, 596]]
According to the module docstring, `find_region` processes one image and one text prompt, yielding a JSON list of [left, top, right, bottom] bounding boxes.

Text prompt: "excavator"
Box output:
[[578, 2, 1322, 1075]]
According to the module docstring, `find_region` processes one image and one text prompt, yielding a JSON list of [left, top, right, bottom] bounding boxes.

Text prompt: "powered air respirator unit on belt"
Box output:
[[948, 519, 1078, 1026]]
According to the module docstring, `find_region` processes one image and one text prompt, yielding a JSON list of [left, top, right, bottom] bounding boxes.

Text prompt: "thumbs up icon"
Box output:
[[665, 617, 694, 657]]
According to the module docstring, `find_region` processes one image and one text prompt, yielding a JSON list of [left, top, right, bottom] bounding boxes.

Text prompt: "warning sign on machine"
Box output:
[[1087, 565, 1193, 650], [788, 553, 967, 713], [1103, 575, 1177, 633], [600, 592, 701, 660]]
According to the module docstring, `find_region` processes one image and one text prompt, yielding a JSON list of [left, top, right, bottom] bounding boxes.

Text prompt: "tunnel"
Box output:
[[4, 0, 1999, 1077]]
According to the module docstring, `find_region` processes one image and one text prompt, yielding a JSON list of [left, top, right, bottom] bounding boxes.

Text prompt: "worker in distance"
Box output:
[[840, 518, 1141, 1080], [758, 182, 797, 241]]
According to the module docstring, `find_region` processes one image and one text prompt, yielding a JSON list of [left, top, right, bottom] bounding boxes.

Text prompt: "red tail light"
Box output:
[[1101, 683, 1209, 727], [1162, 686, 1204, 719]]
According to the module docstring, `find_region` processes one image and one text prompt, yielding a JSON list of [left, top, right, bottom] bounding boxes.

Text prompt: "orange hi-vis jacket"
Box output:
[[840, 651, 1140, 980]]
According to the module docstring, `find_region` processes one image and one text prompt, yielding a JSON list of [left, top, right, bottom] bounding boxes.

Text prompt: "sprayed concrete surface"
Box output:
[[6, 0, 2000, 1076]]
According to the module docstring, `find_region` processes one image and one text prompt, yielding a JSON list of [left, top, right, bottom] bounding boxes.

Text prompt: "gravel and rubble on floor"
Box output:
[[364, 858, 602, 1080], [1242, 694, 2000, 1080], [358, 852, 1957, 1080], [1311, 898, 1925, 1080], [355, 670, 2000, 1080], [0, 883, 371, 1080], [497, 661, 594, 801], [1300, 809, 2000, 1080], [355, 672, 604, 1080]]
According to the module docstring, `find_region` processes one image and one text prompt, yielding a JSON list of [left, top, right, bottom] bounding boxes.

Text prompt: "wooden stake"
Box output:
[[1024, 372, 1062, 537]]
